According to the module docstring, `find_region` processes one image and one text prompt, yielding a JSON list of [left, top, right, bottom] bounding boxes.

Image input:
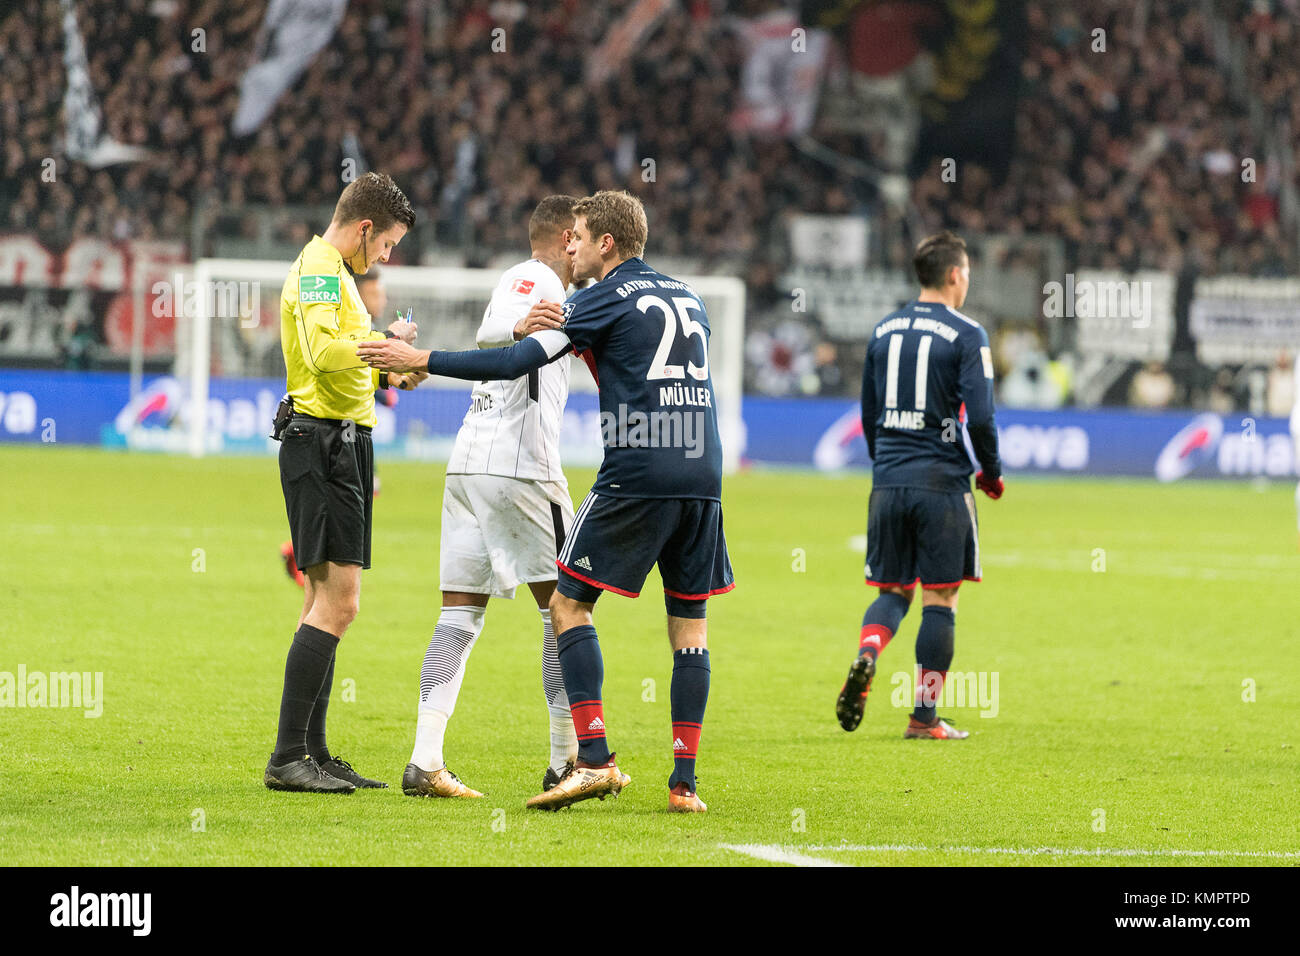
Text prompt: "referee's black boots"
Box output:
[[264, 755, 356, 793], [319, 755, 388, 789]]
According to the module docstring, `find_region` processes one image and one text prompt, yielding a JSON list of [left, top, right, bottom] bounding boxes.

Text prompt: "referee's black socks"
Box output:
[[272, 624, 340, 763], [306, 649, 336, 764]]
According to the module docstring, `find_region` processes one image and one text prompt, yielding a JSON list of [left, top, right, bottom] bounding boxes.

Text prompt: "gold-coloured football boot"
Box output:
[[667, 783, 707, 813], [401, 763, 484, 798], [525, 755, 627, 811]]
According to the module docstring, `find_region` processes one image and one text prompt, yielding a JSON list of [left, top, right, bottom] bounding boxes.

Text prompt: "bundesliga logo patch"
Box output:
[[299, 274, 341, 304], [510, 278, 535, 295]]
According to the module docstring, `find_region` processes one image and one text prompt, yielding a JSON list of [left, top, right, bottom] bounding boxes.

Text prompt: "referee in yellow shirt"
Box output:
[[266, 172, 425, 793]]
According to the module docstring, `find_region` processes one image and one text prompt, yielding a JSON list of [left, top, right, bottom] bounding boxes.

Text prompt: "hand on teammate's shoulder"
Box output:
[[515, 303, 565, 340]]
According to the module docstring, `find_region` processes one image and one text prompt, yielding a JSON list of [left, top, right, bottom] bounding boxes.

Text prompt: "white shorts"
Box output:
[[439, 473, 575, 599]]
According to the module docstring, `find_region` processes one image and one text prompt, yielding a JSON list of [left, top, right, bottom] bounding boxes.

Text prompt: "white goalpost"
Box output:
[[186, 258, 746, 471]]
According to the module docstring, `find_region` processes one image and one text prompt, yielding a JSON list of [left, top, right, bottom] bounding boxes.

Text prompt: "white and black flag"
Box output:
[[232, 0, 350, 137], [60, 0, 150, 168]]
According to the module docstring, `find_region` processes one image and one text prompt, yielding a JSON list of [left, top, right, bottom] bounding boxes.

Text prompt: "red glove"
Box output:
[[975, 472, 1003, 500]]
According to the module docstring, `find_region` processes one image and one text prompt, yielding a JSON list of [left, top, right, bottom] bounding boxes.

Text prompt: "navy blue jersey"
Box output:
[[422, 257, 723, 500], [861, 300, 1001, 494], [561, 258, 722, 500]]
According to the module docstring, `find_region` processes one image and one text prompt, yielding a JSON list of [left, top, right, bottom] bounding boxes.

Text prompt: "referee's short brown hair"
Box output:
[[573, 190, 648, 259], [529, 195, 578, 244], [332, 172, 416, 233], [913, 230, 967, 290]]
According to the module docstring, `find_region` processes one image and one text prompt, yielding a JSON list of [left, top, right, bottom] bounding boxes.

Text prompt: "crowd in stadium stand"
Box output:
[[915, 0, 1295, 278], [2, 0, 1296, 405]]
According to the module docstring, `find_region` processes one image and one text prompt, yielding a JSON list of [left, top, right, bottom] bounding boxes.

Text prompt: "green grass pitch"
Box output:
[[1, 445, 1296, 866]]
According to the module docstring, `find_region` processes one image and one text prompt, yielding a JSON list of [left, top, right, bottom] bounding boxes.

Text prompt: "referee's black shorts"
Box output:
[[279, 414, 373, 571]]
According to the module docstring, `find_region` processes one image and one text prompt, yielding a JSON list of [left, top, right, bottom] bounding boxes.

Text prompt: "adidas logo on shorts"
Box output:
[[587, 716, 605, 731], [574, 555, 593, 571], [673, 737, 687, 751]]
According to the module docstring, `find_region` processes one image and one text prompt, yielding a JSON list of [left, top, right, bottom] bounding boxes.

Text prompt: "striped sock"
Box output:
[[669, 647, 710, 792], [557, 625, 611, 765], [540, 608, 576, 770], [409, 605, 485, 771]]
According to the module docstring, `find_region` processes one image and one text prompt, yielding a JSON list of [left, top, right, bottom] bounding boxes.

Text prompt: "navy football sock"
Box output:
[[557, 625, 611, 765], [669, 647, 710, 791], [858, 592, 910, 660], [912, 605, 955, 723]]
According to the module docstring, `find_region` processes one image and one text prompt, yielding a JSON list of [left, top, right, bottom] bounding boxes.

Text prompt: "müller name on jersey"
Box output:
[[657, 384, 712, 407]]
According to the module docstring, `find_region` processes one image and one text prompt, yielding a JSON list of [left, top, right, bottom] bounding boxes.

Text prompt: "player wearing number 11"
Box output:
[[836, 230, 1003, 741], [358, 191, 731, 813]]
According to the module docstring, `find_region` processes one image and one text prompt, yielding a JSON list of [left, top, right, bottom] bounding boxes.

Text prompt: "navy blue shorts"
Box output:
[[864, 487, 981, 590], [556, 493, 735, 604]]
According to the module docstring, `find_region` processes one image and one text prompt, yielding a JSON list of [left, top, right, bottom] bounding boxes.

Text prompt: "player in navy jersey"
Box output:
[[836, 231, 1003, 740], [358, 191, 731, 812]]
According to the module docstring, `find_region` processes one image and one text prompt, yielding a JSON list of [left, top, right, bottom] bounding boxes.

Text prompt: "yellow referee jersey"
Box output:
[[280, 235, 385, 427]]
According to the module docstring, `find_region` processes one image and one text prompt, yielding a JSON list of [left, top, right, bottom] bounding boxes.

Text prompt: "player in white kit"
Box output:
[[402, 196, 584, 798]]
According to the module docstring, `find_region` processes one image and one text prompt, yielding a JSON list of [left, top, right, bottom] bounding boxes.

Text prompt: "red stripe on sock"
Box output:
[[915, 669, 948, 708], [672, 721, 702, 760], [571, 699, 608, 741], [859, 623, 894, 656]]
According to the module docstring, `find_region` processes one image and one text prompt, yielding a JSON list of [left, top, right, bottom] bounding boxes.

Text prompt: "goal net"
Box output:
[[177, 259, 746, 472]]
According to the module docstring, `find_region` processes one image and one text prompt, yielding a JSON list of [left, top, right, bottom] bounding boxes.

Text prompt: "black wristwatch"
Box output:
[[379, 372, 390, 389]]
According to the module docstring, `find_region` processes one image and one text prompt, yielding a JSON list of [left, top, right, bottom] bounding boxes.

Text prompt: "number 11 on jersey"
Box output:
[[884, 333, 932, 412]]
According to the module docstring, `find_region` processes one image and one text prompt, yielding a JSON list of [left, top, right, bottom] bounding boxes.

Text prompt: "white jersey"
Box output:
[[446, 259, 570, 481]]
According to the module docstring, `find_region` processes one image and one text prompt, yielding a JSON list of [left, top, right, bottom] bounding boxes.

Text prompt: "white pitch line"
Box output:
[[803, 844, 1300, 860], [718, 843, 849, 867]]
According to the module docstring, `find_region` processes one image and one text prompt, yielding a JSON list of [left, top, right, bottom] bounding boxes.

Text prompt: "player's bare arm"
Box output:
[[357, 338, 431, 372]]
